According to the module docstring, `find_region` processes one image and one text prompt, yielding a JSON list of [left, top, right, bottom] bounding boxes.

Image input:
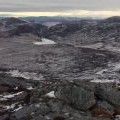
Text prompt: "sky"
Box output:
[[0, 0, 120, 17]]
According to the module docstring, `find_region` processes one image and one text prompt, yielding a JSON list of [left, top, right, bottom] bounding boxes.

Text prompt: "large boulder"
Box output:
[[95, 83, 120, 107], [11, 103, 51, 120], [55, 84, 96, 111], [48, 99, 85, 117], [90, 101, 114, 119], [68, 116, 111, 120]]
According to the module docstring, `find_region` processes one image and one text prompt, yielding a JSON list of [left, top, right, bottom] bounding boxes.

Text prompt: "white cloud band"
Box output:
[[0, 10, 120, 18]]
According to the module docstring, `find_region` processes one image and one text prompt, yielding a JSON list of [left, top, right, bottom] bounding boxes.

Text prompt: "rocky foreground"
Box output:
[[0, 73, 120, 120]]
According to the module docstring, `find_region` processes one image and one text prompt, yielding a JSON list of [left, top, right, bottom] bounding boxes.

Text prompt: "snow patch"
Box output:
[[3, 103, 23, 111], [27, 86, 34, 90], [91, 79, 118, 83], [35, 104, 40, 108], [105, 46, 120, 53], [115, 115, 120, 120], [14, 106, 23, 112], [0, 96, 7, 101], [45, 91, 55, 98], [5, 103, 16, 110], [81, 43, 103, 49], [113, 63, 120, 71], [7, 70, 44, 80], [1, 92, 23, 99], [43, 22, 60, 27], [33, 38, 56, 45], [96, 69, 108, 75]]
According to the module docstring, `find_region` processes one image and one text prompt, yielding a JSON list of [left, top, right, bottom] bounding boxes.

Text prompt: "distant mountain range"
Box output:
[[20, 16, 94, 23], [0, 16, 99, 24], [0, 16, 120, 46]]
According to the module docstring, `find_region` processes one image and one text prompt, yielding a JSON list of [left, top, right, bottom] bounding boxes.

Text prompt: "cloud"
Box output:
[[0, 0, 120, 12], [0, 0, 120, 17], [0, 10, 120, 18]]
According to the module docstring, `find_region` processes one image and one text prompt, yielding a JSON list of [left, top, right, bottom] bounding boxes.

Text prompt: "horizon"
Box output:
[[0, 11, 120, 18]]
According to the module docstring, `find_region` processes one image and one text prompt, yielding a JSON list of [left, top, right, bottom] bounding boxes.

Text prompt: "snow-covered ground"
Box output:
[[3, 103, 23, 111], [113, 63, 120, 71], [105, 45, 120, 53], [95, 69, 108, 75], [3, 92, 23, 99], [91, 79, 117, 83], [33, 38, 56, 45], [0, 92, 24, 102], [43, 22, 60, 27], [81, 43, 103, 49], [91, 62, 120, 83], [6, 70, 45, 80]]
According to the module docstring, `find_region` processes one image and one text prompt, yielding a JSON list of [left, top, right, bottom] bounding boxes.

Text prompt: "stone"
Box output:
[[48, 99, 64, 113], [95, 83, 120, 107], [68, 116, 111, 120], [115, 115, 120, 120], [11, 103, 51, 120], [96, 101, 114, 114], [55, 84, 96, 111], [91, 105, 113, 119]]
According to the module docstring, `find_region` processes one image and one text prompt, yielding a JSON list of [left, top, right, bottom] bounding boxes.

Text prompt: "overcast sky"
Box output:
[[0, 0, 120, 17]]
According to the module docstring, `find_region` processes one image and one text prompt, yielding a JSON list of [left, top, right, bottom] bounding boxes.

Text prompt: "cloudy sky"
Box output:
[[0, 0, 120, 17]]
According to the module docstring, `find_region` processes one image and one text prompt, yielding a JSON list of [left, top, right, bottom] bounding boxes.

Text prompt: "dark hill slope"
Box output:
[[8, 23, 48, 37], [46, 16, 120, 47], [0, 17, 28, 26]]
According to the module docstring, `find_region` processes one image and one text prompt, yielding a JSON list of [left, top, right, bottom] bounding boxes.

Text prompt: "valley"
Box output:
[[0, 16, 120, 120]]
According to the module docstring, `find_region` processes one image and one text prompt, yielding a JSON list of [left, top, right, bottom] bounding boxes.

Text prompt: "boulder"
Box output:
[[11, 103, 51, 120], [73, 80, 97, 91], [68, 116, 111, 120], [55, 84, 96, 111], [90, 105, 113, 119], [95, 83, 120, 107], [97, 101, 114, 114], [48, 99, 64, 113]]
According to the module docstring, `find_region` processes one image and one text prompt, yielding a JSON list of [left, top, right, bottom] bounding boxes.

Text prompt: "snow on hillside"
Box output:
[[33, 38, 56, 45]]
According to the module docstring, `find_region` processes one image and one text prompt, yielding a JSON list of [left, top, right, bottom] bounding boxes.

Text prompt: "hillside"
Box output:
[[0, 16, 120, 120]]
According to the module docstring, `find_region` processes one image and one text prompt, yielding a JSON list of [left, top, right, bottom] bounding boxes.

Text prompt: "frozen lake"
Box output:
[[33, 38, 56, 45]]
